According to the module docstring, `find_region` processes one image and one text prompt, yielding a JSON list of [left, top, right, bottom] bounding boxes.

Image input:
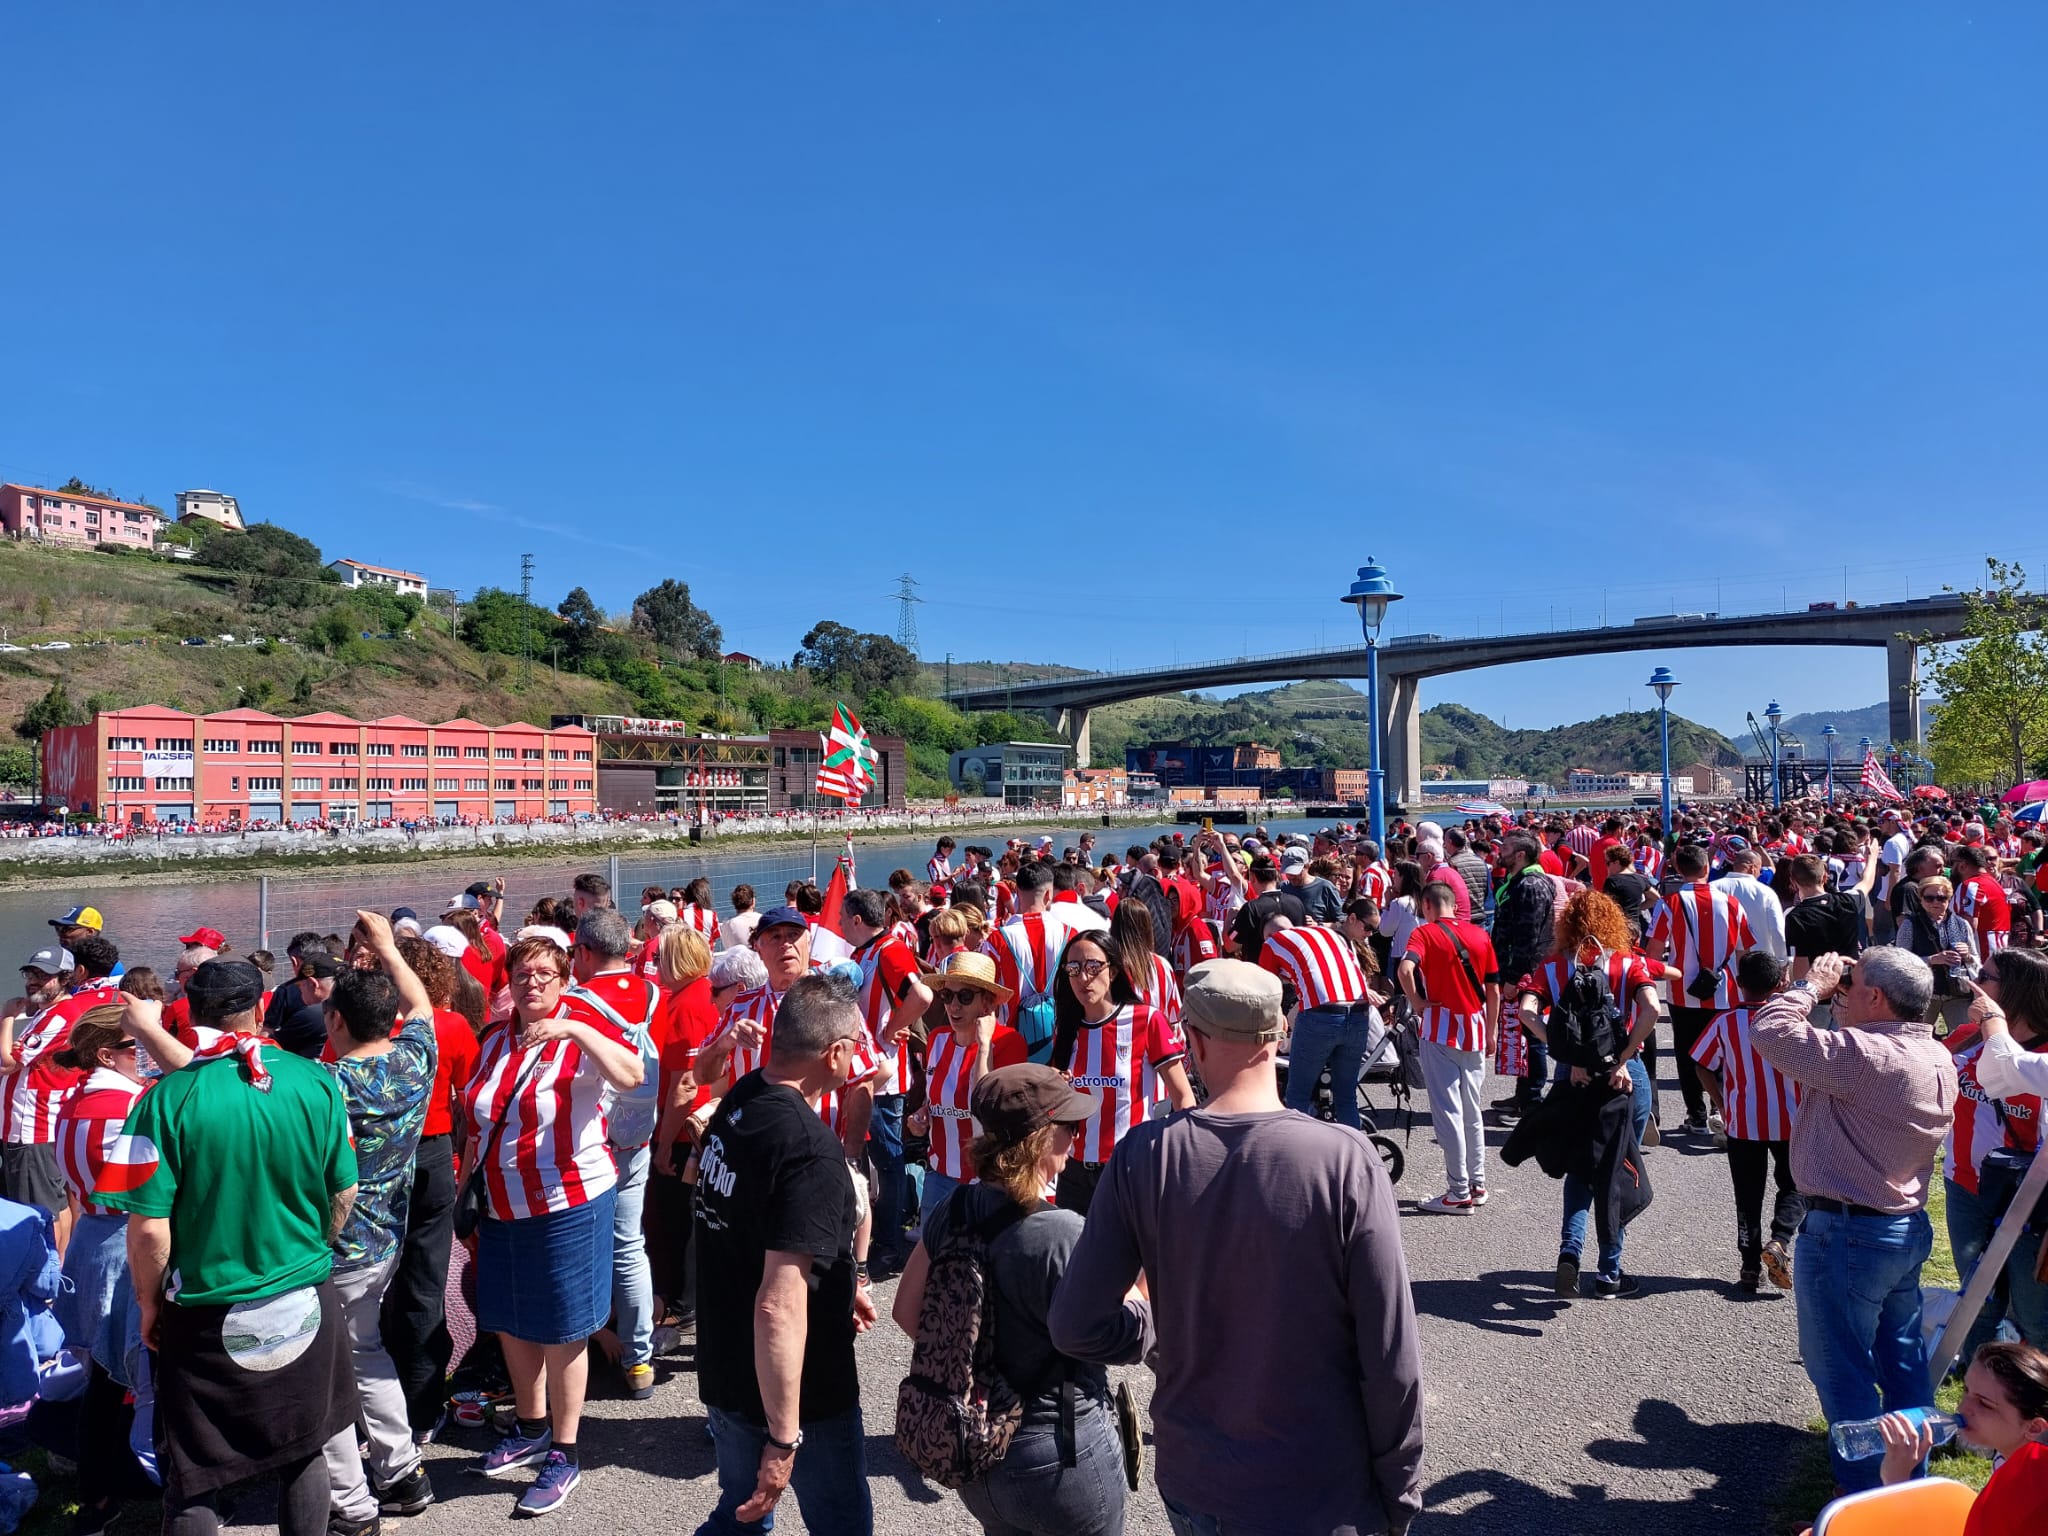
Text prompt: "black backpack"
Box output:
[[1550, 958, 1627, 1073]]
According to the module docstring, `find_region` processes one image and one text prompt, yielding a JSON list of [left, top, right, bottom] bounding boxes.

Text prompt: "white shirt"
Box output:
[[1377, 895, 1420, 962], [1711, 872, 1788, 960], [1973, 1027, 2048, 1100], [723, 911, 762, 952], [1878, 831, 1914, 900]]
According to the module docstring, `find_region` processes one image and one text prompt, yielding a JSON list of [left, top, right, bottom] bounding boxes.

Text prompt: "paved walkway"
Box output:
[[227, 1023, 1822, 1535]]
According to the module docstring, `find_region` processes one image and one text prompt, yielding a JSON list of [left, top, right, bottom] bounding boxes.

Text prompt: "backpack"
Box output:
[[894, 1196, 1039, 1488], [1549, 955, 1628, 1073], [1123, 873, 1179, 961], [565, 980, 663, 1150]]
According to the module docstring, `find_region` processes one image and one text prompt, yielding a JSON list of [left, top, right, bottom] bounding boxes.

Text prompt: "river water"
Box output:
[[0, 815, 1456, 967]]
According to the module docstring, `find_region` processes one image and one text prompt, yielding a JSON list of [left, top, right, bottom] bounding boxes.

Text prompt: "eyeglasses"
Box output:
[[1062, 958, 1110, 978], [111, 1039, 138, 1054], [935, 988, 991, 1006], [510, 970, 563, 989]]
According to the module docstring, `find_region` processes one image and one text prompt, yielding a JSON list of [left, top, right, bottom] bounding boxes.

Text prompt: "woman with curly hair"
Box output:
[[1512, 888, 1663, 1300]]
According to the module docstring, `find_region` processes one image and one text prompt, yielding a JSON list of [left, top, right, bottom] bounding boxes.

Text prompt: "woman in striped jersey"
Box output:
[[907, 952, 1027, 1221]]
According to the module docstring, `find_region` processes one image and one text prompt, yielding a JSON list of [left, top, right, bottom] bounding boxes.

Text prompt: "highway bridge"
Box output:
[[942, 595, 1973, 805]]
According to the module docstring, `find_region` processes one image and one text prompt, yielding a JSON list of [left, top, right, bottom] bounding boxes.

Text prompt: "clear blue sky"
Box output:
[[5, 5, 2045, 736]]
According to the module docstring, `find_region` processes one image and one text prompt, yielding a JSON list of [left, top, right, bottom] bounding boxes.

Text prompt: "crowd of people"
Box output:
[[7, 794, 2048, 1534]]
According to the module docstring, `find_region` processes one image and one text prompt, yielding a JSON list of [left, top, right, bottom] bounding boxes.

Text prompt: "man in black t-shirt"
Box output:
[[1782, 851, 1865, 981], [1232, 857, 1307, 959], [693, 972, 876, 1535], [1600, 844, 1656, 944]]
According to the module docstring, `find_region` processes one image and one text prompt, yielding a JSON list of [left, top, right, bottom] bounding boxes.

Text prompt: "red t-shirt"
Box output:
[[1589, 837, 1624, 881], [425, 1008, 481, 1140], [1967, 1440, 2048, 1536], [1538, 847, 1565, 876], [654, 976, 721, 1117]]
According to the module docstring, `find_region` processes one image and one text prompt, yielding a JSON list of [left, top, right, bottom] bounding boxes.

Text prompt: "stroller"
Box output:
[[1274, 999, 1414, 1186]]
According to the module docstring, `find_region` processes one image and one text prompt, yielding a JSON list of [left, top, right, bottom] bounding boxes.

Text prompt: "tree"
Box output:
[[461, 587, 562, 658], [556, 586, 604, 664], [1920, 558, 2048, 788], [630, 578, 723, 660], [0, 743, 34, 786], [793, 621, 918, 696], [17, 681, 78, 742]]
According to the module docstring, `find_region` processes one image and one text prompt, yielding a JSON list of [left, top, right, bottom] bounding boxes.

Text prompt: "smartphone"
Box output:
[[1201, 816, 1214, 834]]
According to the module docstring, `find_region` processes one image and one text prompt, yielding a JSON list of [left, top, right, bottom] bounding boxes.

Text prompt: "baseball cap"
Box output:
[[514, 925, 573, 952], [423, 925, 469, 959], [177, 926, 227, 950], [50, 905, 103, 933], [1184, 959, 1287, 1042], [19, 946, 70, 976], [970, 1064, 1097, 1143], [296, 946, 343, 979], [465, 881, 496, 899], [753, 906, 808, 934], [184, 958, 265, 1016], [448, 893, 480, 911], [1280, 848, 1310, 872], [643, 898, 679, 923], [390, 907, 419, 925]]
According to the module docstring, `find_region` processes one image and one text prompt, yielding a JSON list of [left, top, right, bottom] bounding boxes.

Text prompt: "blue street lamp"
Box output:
[[1648, 667, 1680, 832], [1820, 723, 1838, 805], [1765, 699, 1784, 808], [1341, 558, 1403, 845]]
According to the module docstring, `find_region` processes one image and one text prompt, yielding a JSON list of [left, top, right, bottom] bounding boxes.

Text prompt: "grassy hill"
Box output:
[[0, 539, 642, 729]]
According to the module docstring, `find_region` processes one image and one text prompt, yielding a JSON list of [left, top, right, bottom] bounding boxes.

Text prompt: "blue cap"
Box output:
[[391, 907, 419, 924], [753, 906, 808, 935]]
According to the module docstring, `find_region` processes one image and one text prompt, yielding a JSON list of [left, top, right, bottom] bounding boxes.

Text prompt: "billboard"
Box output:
[[41, 725, 96, 812]]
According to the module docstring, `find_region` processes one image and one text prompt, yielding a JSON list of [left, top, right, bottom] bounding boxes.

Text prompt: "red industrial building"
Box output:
[[42, 707, 599, 826]]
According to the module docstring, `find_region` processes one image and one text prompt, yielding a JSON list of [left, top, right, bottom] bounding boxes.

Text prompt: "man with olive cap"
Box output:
[[1050, 959, 1424, 1536], [100, 958, 360, 1536]]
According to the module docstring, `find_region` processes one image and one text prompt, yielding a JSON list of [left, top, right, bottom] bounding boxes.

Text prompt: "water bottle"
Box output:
[[1829, 1406, 1960, 1461]]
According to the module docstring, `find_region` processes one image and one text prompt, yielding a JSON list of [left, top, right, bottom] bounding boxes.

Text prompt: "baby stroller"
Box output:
[[1275, 1002, 1413, 1186]]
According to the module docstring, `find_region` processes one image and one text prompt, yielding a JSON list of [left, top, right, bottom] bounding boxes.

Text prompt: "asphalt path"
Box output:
[[226, 1021, 1821, 1536]]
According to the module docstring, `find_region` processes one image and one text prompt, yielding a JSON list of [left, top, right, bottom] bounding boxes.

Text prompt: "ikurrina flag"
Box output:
[[1860, 751, 1905, 803], [815, 703, 878, 803]]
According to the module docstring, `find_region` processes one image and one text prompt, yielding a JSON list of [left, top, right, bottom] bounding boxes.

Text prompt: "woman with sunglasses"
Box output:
[[1048, 931, 1197, 1216], [909, 952, 1027, 1220], [1959, 949, 2048, 1350], [52, 1003, 151, 1530], [460, 935, 646, 1516], [1900, 874, 1981, 1030]]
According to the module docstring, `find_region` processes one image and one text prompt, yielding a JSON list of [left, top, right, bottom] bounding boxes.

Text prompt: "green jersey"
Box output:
[[100, 1044, 357, 1306]]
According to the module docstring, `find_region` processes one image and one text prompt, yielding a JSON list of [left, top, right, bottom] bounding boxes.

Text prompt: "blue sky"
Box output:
[[5, 5, 2045, 736]]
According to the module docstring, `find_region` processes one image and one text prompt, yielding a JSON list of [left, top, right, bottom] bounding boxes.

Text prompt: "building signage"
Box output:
[[142, 751, 194, 779], [621, 717, 691, 736]]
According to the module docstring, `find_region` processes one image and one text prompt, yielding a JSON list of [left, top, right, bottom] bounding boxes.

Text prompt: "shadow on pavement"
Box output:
[[1421, 1398, 1799, 1535], [866, 1433, 947, 1507], [1407, 1269, 1571, 1338]]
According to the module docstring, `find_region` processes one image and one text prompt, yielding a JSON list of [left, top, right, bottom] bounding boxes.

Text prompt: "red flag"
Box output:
[[819, 836, 856, 935]]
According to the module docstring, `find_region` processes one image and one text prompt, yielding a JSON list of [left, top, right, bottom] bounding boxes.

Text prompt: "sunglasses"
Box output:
[[1062, 958, 1111, 978], [111, 1039, 138, 1054], [935, 988, 992, 1007], [1921, 895, 1950, 906]]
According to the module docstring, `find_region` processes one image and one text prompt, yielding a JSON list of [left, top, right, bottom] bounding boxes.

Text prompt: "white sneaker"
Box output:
[[1469, 1186, 1490, 1207], [1708, 1111, 1727, 1149], [1418, 1193, 1476, 1216]]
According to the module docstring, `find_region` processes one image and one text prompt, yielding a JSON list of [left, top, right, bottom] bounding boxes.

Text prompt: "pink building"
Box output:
[[0, 484, 164, 549]]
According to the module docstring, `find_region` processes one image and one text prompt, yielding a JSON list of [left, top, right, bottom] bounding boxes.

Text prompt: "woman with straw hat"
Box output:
[[908, 952, 1027, 1220]]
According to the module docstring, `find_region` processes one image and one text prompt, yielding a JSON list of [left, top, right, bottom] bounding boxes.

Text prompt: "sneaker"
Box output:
[[1417, 1193, 1475, 1216], [379, 1465, 434, 1517], [1761, 1238, 1794, 1290], [624, 1363, 655, 1400], [1641, 1116, 1661, 1149], [413, 1406, 449, 1447], [1489, 1097, 1523, 1123], [1683, 1113, 1709, 1134], [482, 1425, 553, 1479], [650, 1324, 683, 1357], [1708, 1111, 1727, 1149], [1587, 1272, 1642, 1301], [1554, 1254, 1581, 1298], [329, 1518, 382, 1536], [1738, 1268, 1762, 1295], [1469, 1186, 1489, 1207], [514, 1452, 581, 1518]]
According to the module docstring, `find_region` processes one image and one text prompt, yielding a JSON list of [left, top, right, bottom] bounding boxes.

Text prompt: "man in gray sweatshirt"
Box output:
[[1048, 960, 1424, 1536]]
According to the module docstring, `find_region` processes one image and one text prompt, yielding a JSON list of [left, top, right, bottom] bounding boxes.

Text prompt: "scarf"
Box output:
[[190, 1030, 273, 1092]]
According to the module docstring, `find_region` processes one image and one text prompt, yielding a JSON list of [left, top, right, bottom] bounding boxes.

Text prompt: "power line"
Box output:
[[889, 573, 923, 659], [519, 553, 534, 680]]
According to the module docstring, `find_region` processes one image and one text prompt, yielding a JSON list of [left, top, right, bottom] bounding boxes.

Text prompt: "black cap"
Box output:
[[297, 946, 342, 979], [185, 958, 265, 1017], [465, 881, 496, 898]]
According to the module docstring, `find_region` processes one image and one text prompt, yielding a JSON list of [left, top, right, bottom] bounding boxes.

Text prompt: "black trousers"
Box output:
[[382, 1132, 457, 1433], [1668, 1006, 1717, 1122], [167, 1453, 327, 1536], [647, 1158, 696, 1318], [1725, 1137, 1804, 1266]]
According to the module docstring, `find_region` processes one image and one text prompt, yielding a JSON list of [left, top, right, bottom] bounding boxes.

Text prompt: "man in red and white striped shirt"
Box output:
[[1260, 917, 1378, 1133], [926, 836, 957, 884], [1648, 842, 1756, 1135], [1397, 886, 1501, 1215], [2, 935, 123, 1226], [1692, 952, 1807, 1292]]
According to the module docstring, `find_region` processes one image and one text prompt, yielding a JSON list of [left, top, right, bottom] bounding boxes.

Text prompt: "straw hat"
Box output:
[[918, 949, 1015, 1005]]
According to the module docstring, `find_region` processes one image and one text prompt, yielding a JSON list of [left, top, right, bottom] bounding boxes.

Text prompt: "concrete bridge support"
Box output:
[[1046, 705, 1092, 768], [1382, 674, 1423, 812], [1887, 639, 1922, 747]]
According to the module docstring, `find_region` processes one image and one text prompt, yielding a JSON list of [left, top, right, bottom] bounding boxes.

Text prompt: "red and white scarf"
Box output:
[[191, 1030, 273, 1092]]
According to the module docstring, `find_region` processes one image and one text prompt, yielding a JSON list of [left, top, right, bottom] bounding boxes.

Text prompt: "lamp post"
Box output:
[[1765, 699, 1784, 808], [1648, 667, 1679, 833], [1341, 558, 1403, 846], [1820, 723, 1837, 805]]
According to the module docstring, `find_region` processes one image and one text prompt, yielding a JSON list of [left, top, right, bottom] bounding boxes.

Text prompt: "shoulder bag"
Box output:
[[453, 1043, 549, 1241]]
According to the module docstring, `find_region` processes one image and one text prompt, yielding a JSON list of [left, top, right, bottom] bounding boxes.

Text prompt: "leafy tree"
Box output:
[[630, 579, 723, 660], [196, 522, 334, 607], [793, 621, 918, 696], [0, 743, 34, 785], [17, 681, 78, 742], [1920, 558, 2048, 788], [307, 609, 357, 656], [557, 587, 605, 664], [461, 587, 562, 657]]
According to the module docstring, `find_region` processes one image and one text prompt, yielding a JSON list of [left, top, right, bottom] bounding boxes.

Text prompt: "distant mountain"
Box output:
[[1086, 680, 1739, 781]]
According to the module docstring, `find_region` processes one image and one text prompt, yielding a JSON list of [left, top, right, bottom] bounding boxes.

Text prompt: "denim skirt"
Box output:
[[56, 1211, 128, 1351], [476, 1186, 617, 1345]]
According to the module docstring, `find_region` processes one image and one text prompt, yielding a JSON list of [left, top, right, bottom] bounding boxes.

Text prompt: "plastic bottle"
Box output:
[[1829, 1406, 1961, 1461]]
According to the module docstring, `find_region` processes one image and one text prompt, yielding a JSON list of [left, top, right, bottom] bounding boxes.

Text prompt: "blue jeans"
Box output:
[[1794, 1206, 1935, 1494], [920, 1168, 960, 1224], [1944, 1176, 2048, 1359], [867, 1093, 908, 1262], [1284, 1004, 1377, 1130], [694, 1404, 871, 1535], [1557, 1057, 1652, 1281], [1163, 1498, 1262, 1536], [611, 1143, 653, 1369], [957, 1407, 1125, 1536]]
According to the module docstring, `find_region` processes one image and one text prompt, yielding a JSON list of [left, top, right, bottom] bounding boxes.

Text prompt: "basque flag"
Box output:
[[93, 1130, 160, 1198]]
